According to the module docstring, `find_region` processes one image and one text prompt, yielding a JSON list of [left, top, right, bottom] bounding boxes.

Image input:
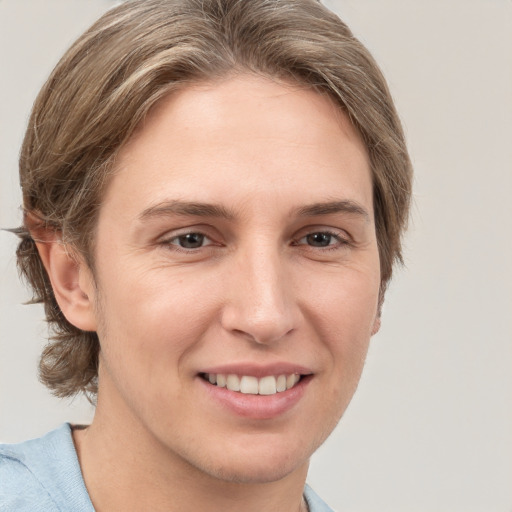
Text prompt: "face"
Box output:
[[83, 74, 380, 484]]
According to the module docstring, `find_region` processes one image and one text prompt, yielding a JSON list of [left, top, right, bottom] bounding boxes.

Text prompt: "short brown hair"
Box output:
[[15, 0, 412, 399]]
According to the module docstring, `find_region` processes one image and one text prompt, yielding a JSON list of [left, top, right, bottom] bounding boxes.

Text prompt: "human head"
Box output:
[[16, 0, 412, 399]]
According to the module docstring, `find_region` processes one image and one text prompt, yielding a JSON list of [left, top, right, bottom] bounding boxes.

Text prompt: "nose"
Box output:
[[220, 244, 299, 345]]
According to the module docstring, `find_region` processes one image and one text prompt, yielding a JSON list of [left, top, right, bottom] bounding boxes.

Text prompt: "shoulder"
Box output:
[[0, 424, 93, 511], [304, 484, 336, 512], [0, 436, 60, 511]]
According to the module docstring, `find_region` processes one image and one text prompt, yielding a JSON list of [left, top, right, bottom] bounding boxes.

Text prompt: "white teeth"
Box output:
[[216, 374, 226, 387], [226, 374, 240, 391], [240, 376, 259, 394], [286, 374, 296, 389], [204, 373, 302, 395], [276, 374, 287, 392], [258, 375, 276, 395]]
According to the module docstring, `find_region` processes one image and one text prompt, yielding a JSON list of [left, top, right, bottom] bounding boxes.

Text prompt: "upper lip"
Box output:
[[198, 362, 313, 378]]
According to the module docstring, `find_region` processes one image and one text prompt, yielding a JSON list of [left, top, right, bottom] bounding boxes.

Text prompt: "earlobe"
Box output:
[[33, 231, 97, 332]]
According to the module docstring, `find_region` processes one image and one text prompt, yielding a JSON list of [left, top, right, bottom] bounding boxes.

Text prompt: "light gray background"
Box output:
[[1, 1, 511, 511]]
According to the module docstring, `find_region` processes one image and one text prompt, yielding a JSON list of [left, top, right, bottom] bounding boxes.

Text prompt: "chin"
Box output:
[[185, 435, 315, 485], [202, 455, 308, 485]]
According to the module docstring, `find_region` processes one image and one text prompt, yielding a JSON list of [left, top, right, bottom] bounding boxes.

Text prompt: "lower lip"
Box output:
[[198, 375, 312, 420]]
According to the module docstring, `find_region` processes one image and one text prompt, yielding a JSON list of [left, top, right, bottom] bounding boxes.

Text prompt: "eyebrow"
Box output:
[[138, 200, 235, 221], [295, 200, 370, 222], [138, 199, 370, 223]]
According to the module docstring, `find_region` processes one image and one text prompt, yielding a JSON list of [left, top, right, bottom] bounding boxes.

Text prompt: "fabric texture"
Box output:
[[0, 424, 333, 511]]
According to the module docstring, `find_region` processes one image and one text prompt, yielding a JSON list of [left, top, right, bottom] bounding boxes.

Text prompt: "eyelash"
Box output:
[[292, 230, 350, 251], [161, 232, 216, 252], [160, 229, 350, 253]]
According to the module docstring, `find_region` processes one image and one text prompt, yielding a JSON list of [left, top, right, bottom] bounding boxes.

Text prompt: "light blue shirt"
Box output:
[[0, 424, 334, 511]]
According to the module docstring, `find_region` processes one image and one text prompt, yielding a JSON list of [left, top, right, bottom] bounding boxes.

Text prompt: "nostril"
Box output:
[[228, 326, 295, 346]]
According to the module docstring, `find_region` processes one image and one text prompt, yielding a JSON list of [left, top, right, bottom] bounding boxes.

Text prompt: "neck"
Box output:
[[73, 398, 309, 512]]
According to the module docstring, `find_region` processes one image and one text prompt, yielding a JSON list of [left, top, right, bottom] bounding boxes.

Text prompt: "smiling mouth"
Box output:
[[200, 373, 303, 395]]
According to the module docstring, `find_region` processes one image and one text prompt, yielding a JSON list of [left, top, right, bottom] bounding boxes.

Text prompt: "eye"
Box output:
[[304, 232, 336, 247], [168, 232, 212, 249], [296, 231, 346, 248]]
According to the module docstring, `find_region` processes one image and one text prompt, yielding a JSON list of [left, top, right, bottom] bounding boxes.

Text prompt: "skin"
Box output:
[[39, 74, 381, 511]]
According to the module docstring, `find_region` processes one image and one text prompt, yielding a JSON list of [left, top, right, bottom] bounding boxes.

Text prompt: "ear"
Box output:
[[33, 230, 98, 332]]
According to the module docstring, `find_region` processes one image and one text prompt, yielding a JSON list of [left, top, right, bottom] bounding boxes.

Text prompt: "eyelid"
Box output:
[[167, 232, 213, 246], [292, 226, 352, 246], [157, 225, 221, 251], [156, 223, 217, 240]]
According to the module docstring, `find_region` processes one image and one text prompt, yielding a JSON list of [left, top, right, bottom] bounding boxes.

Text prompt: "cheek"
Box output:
[[303, 267, 379, 378], [94, 266, 220, 369], [305, 264, 380, 332]]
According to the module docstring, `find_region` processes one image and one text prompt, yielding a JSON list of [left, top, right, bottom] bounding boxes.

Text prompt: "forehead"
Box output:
[[103, 74, 372, 219]]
